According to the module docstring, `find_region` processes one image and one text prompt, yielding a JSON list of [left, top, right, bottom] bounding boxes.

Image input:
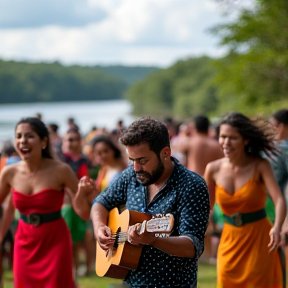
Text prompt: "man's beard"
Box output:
[[136, 158, 164, 186]]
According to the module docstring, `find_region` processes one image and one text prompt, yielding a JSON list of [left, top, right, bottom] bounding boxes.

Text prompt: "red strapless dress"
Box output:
[[12, 188, 75, 288]]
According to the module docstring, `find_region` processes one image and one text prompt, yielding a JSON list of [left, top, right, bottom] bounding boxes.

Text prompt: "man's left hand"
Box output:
[[127, 224, 156, 246]]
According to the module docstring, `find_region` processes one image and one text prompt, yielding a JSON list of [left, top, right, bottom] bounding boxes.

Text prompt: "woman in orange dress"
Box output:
[[204, 112, 286, 288]]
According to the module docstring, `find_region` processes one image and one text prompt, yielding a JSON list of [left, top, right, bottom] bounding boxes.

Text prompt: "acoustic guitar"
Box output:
[[95, 207, 174, 279]]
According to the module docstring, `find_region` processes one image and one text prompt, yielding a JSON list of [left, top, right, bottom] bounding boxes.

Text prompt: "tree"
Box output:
[[212, 0, 288, 116], [126, 57, 219, 119]]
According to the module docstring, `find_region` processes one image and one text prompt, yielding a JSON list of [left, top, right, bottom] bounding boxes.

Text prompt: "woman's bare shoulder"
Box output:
[[206, 157, 225, 172], [0, 162, 21, 183], [0, 164, 13, 175], [256, 157, 272, 172]]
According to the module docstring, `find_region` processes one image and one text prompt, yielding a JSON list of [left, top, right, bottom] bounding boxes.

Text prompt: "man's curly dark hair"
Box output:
[[119, 116, 170, 156]]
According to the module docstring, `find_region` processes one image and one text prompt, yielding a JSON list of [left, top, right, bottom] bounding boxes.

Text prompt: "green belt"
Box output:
[[224, 208, 266, 227], [20, 210, 61, 226]]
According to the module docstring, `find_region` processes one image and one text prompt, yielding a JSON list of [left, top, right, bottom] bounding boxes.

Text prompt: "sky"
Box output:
[[0, 0, 251, 67]]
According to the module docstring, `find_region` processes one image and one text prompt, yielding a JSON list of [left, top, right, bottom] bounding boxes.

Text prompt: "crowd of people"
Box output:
[[0, 109, 287, 288]]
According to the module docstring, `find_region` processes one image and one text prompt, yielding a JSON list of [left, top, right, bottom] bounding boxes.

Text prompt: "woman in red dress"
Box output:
[[0, 117, 92, 288]]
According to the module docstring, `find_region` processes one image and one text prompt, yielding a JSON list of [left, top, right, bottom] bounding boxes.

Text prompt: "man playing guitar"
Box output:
[[76, 117, 210, 288]]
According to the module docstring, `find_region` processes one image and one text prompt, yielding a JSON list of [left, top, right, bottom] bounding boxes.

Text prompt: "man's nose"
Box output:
[[133, 161, 142, 172]]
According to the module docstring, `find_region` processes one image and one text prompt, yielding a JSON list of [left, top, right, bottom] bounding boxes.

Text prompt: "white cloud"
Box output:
[[0, 0, 234, 66]]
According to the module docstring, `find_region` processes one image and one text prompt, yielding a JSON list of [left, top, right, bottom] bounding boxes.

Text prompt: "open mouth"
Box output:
[[20, 148, 31, 156], [223, 148, 233, 155], [136, 173, 148, 180]]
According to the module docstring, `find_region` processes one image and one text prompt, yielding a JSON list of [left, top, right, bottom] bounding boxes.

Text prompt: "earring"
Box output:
[[245, 145, 252, 153], [42, 146, 46, 150]]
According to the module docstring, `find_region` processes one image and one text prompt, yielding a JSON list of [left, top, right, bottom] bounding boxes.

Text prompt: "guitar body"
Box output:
[[96, 208, 151, 279]]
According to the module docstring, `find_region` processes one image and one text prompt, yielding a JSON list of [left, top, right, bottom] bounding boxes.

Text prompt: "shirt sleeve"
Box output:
[[270, 142, 288, 194], [177, 175, 210, 260], [281, 143, 288, 175], [93, 171, 128, 211]]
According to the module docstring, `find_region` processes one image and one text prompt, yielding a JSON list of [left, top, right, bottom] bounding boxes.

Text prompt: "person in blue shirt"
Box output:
[[269, 109, 288, 199], [264, 110, 288, 224], [267, 110, 288, 248], [77, 117, 210, 288]]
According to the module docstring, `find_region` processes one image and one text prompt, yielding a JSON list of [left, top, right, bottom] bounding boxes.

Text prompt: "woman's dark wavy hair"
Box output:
[[91, 135, 121, 159], [216, 112, 276, 157], [16, 117, 53, 159], [119, 116, 170, 156]]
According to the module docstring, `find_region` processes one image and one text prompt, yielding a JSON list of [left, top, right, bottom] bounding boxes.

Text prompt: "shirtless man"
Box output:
[[173, 115, 223, 176], [173, 115, 223, 261]]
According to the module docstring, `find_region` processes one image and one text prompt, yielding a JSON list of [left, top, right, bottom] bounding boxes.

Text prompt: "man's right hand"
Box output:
[[96, 225, 114, 251]]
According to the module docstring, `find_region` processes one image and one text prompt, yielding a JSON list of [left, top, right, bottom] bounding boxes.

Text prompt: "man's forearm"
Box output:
[[151, 236, 195, 258], [91, 203, 109, 237]]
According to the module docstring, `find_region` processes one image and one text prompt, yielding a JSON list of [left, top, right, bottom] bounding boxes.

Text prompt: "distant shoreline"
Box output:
[[0, 99, 135, 151]]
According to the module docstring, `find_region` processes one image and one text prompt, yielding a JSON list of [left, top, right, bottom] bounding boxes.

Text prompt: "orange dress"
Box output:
[[216, 176, 284, 288]]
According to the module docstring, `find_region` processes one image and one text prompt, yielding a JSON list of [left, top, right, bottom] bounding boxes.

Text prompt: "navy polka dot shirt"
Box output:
[[94, 157, 210, 288]]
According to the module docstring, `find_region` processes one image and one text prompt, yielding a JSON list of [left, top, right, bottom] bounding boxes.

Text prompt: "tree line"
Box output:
[[0, 60, 158, 104]]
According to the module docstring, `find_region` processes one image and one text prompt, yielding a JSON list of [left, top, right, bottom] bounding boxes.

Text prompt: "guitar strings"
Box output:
[[109, 218, 173, 243], [110, 232, 128, 243]]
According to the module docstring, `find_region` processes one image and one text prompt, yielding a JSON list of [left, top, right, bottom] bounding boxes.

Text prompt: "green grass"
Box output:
[[198, 262, 217, 288], [3, 263, 216, 288]]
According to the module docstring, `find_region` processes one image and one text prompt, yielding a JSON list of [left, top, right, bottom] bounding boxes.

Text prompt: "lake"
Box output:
[[0, 99, 135, 149]]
